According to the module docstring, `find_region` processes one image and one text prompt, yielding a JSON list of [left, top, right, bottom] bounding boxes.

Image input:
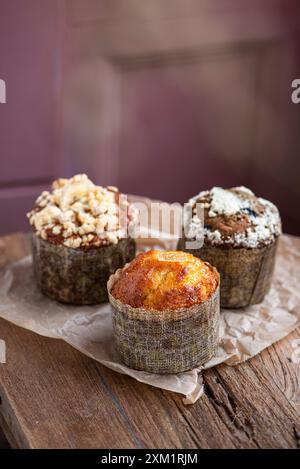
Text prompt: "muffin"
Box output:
[[27, 174, 136, 304], [108, 250, 220, 373], [178, 186, 281, 308]]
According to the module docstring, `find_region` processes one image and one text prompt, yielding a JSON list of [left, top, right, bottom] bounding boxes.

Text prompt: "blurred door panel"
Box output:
[[1, 1, 300, 234], [119, 52, 257, 203], [64, 0, 300, 234], [0, 0, 62, 234]]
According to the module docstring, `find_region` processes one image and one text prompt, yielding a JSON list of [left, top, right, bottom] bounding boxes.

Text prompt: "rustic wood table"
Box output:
[[0, 233, 299, 449]]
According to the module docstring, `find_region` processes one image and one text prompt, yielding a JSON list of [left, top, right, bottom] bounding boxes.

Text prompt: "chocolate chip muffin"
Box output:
[[178, 186, 281, 308], [27, 174, 137, 304], [108, 250, 220, 373]]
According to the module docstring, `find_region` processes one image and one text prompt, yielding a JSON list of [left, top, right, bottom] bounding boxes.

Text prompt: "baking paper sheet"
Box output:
[[0, 233, 299, 404]]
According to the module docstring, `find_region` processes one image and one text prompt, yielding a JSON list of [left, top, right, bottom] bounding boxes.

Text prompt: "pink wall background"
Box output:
[[0, 0, 300, 235]]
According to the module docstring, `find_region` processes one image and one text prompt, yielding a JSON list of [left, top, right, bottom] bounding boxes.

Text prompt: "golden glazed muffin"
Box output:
[[111, 250, 218, 310], [27, 174, 137, 304], [108, 250, 220, 374], [178, 186, 281, 308]]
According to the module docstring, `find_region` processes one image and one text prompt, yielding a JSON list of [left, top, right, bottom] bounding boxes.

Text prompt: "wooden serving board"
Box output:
[[0, 233, 299, 448]]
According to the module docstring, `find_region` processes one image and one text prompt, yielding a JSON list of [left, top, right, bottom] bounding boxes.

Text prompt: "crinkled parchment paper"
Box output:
[[0, 233, 299, 404]]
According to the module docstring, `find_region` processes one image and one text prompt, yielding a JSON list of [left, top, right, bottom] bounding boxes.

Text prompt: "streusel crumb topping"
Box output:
[[27, 174, 136, 248]]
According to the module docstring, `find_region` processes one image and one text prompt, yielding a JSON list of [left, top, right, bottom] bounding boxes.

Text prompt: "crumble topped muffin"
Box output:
[[108, 250, 220, 373], [187, 186, 281, 248], [179, 186, 281, 308], [28, 174, 137, 304], [111, 250, 218, 310], [27, 174, 136, 248]]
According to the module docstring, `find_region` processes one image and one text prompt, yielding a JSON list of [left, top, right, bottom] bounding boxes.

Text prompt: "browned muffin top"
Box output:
[[27, 174, 136, 249], [111, 250, 219, 311], [186, 186, 281, 248]]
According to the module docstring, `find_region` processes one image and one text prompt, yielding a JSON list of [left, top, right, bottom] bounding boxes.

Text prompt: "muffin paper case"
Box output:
[[108, 264, 220, 374], [32, 233, 136, 305], [178, 237, 278, 308]]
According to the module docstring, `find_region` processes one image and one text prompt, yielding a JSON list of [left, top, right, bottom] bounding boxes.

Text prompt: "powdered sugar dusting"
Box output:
[[187, 186, 281, 248], [208, 187, 246, 217], [234, 186, 254, 196]]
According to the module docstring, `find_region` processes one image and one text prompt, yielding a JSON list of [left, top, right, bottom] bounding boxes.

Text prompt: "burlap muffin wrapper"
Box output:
[[31, 233, 136, 305], [108, 264, 220, 374], [178, 236, 278, 309]]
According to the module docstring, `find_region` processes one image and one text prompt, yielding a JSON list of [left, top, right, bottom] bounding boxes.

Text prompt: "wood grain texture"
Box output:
[[0, 424, 10, 449], [0, 233, 299, 448]]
